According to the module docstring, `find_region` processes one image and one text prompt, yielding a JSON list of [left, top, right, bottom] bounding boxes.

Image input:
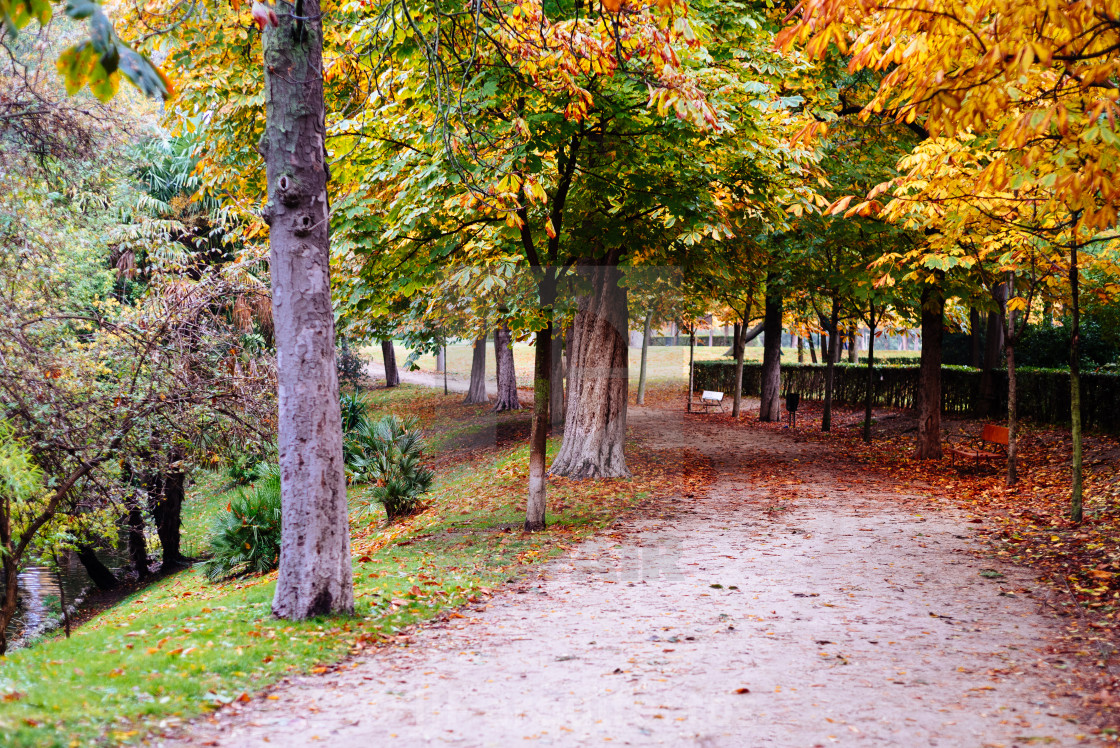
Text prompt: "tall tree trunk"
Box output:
[[687, 327, 696, 411], [672, 321, 679, 347], [846, 327, 859, 364], [381, 339, 399, 387], [978, 285, 1007, 416], [731, 311, 751, 418], [550, 258, 630, 479], [797, 335, 805, 363], [807, 329, 817, 364], [1006, 326, 1019, 486], [636, 310, 652, 405], [1070, 245, 1083, 523], [150, 457, 187, 570], [969, 307, 982, 368], [493, 326, 520, 411], [435, 346, 445, 373], [759, 275, 783, 422], [262, 7, 353, 620], [77, 545, 119, 591], [0, 553, 16, 655], [526, 275, 556, 531], [126, 492, 150, 580], [822, 299, 839, 432], [863, 302, 877, 444], [915, 284, 944, 459], [463, 335, 488, 404], [549, 326, 565, 428]]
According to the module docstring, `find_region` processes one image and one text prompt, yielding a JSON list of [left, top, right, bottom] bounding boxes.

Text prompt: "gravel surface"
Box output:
[[163, 406, 1096, 747]]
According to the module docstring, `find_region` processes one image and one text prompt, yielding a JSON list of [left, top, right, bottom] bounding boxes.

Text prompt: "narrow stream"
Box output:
[[2, 551, 97, 649]]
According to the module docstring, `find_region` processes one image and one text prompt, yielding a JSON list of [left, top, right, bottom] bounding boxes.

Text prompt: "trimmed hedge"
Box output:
[[693, 360, 1120, 432]]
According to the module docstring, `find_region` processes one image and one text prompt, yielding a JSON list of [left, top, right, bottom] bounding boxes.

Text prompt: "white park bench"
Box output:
[[693, 390, 725, 413]]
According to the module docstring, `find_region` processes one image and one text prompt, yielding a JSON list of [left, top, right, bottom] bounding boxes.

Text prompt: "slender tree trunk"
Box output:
[[915, 284, 944, 459], [847, 327, 858, 364], [77, 545, 119, 590], [637, 310, 652, 405], [549, 326, 565, 428], [687, 327, 695, 412], [526, 275, 556, 531], [493, 326, 520, 411], [807, 329, 817, 364], [0, 554, 17, 655], [126, 492, 150, 580], [550, 258, 629, 478], [863, 303, 876, 444], [759, 276, 783, 422], [463, 335, 488, 404], [435, 346, 445, 373], [381, 339, 399, 387], [978, 285, 1007, 416], [822, 299, 839, 432], [969, 307, 982, 368], [262, 5, 353, 619], [731, 311, 750, 418], [53, 551, 70, 638], [1070, 245, 1083, 522], [797, 335, 805, 363]]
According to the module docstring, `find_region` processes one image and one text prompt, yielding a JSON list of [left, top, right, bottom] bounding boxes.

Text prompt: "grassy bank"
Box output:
[[0, 386, 694, 747]]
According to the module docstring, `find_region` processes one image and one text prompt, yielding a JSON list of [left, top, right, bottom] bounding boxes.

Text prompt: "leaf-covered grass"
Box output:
[[0, 387, 700, 747]]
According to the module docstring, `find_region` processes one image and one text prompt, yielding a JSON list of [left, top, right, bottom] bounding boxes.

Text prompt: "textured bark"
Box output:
[[797, 335, 805, 363], [846, 328, 859, 364], [807, 329, 817, 364], [636, 310, 652, 405], [77, 545, 119, 591], [0, 553, 16, 655], [978, 285, 1007, 416], [381, 339, 399, 387], [687, 328, 695, 412], [493, 326, 520, 411], [915, 285, 944, 460], [731, 314, 750, 418], [126, 492, 150, 580], [549, 259, 630, 479], [821, 300, 839, 432], [435, 347, 445, 373], [863, 303, 877, 444], [526, 276, 556, 531], [151, 465, 187, 570], [463, 335, 488, 404], [969, 308, 982, 368], [549, 327, 565, 428], [759, 275, 782, 422], [1070, 246, 1083, 523], [262, 8, 353, 619]]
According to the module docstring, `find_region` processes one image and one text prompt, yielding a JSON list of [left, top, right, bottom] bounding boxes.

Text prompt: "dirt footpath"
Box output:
[[165, 406, 1097, 747]]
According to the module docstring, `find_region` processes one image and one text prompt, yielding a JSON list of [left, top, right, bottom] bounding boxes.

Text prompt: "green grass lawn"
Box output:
[[0, 387, 686, 747]]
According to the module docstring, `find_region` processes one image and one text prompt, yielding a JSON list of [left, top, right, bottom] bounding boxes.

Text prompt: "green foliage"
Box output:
[[345, 414, 434, 522], [337, 339, 365, 392], [203, 467, 282, 582], [225, 454, 267, 487], [1017, 319, 1118, 369]]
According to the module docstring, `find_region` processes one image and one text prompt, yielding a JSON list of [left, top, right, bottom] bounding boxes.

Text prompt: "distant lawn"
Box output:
[[0, 386, 694, 748], [366, 341, 922, 388]]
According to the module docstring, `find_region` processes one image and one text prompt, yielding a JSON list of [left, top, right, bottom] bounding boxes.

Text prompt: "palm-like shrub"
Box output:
[[204, 466, 282, 581], [346, 415, 434, 521]]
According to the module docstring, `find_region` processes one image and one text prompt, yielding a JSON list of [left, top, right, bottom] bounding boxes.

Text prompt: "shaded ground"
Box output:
[[158, 395, 1115, 747]]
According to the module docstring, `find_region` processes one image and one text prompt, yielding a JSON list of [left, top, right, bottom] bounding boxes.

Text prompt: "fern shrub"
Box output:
[[345, 415, 434, 521], [203, 467, 282, 581]]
